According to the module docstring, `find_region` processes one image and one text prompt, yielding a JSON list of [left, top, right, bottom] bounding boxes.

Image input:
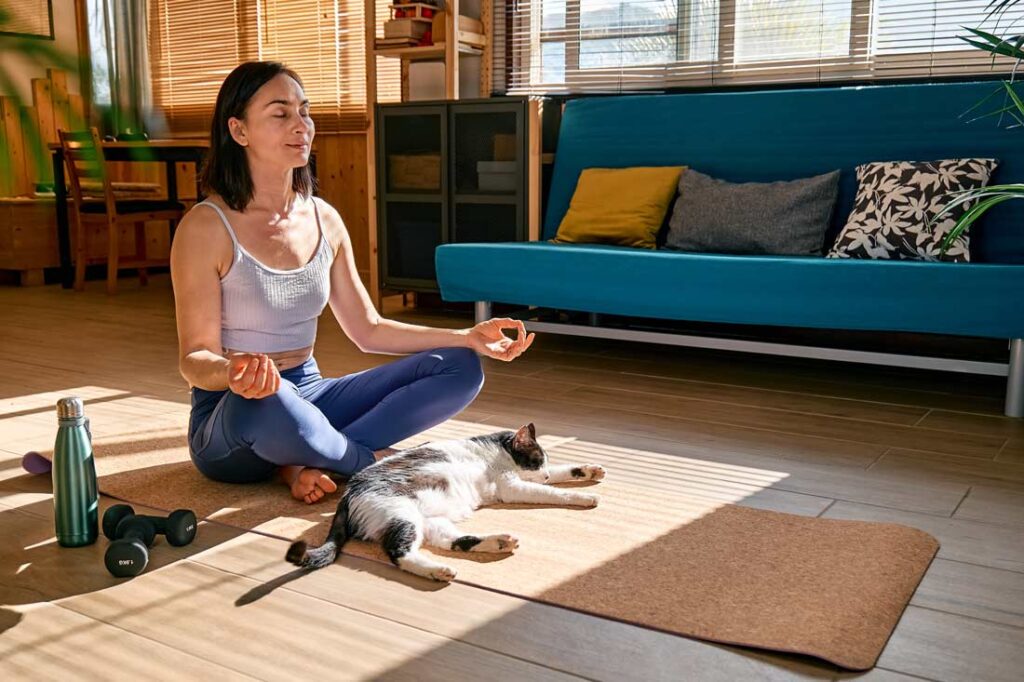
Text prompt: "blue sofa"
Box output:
[[435, 81, 1024, 416]]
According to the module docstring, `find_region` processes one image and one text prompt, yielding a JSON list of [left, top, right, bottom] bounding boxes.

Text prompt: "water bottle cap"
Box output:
[[56, 396, 84, 419]]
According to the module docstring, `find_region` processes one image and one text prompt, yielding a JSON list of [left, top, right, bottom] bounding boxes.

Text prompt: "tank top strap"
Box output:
[[196, 200, 240, 252], [310, 195, 332, 263], [311, 195, 321, 224]]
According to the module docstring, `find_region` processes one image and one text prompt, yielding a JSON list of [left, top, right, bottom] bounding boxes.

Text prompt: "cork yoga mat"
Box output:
[[90, 421, 939, 671]]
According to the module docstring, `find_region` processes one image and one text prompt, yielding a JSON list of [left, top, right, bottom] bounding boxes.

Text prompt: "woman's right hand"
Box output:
[[226, 353, 281, 399]]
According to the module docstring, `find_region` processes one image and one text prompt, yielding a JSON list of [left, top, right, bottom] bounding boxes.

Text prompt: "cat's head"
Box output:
[[504, 423, 549, 481]]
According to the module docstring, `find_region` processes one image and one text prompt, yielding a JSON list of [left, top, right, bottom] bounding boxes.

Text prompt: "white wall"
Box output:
[[0, 0, 81, 99], [408, 56, 482, 101], [407, 0, 484, 100]]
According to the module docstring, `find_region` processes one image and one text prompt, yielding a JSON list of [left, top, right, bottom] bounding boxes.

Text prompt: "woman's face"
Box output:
[[228, 73, 314, 170]]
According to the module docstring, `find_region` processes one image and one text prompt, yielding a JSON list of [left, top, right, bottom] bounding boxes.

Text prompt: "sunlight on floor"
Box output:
[[2, 387, 796, 602], [0, 385, 817, 678], [0, 387, 132, 418]]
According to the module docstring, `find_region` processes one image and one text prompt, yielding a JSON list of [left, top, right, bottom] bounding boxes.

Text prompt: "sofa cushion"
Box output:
[[665, 169, 840, 256], [541, 82, 1024, 262], [435, 241, 1024, 339], [827, 158, 998, 262], [550, 166, 684, 249]]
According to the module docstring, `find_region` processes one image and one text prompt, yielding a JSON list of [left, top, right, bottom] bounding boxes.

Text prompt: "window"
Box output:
[[0, 0, 53, 39], [86, 0, 111, 106], [872, 0, 1024, 77], [148, 0, 397, 134], [500, 0, 1023, 94], [734, 0, 851, 63]]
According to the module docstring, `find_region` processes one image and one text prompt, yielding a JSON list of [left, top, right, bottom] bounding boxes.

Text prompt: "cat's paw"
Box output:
[[476, 533, 519, 553], [571, 493, 599, 508], [430, 565, 457, 582], [574, 464, 605, 481]]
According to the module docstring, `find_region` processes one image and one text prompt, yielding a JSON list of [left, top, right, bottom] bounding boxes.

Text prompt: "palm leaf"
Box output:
[[1001, 79, 1024, 117], [986, 0, 1024, 23], [959, 82, 1007, 121], [963, 102, 1022, 124], [939, 194, 1023, 254], [0, 3, 96, 193], [932, 185, 1024, 224], [961, 27, 1024, 60]]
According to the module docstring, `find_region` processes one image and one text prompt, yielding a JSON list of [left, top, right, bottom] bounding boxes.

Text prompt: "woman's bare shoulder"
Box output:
[[171, 199, 234, 275], [312, 195, 351, 255]]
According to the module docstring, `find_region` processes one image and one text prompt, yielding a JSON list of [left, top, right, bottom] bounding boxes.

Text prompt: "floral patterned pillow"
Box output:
[[827, 158, 998, 262]]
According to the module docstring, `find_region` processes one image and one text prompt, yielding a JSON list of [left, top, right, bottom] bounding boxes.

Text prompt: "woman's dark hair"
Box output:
[[199, 61, 316, 211]]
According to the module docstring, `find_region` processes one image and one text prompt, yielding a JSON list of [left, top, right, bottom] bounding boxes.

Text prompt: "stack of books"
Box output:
[[378, 2, 443, 49]]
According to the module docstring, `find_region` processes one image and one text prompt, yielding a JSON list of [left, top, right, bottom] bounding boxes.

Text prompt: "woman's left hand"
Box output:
[[464, 317, 535, 361]]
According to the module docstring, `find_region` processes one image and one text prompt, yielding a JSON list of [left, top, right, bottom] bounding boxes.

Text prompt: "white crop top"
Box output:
[[196, 196, 334, 353]]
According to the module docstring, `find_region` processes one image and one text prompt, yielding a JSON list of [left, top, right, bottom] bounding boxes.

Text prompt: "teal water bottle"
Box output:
[[52, 396, 99, 547]]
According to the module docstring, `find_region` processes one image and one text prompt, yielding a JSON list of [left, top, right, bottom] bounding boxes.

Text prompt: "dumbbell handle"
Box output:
[[136, 513, 171, 532], [142, 510, 197, 546], [102, 505, 197, 546]]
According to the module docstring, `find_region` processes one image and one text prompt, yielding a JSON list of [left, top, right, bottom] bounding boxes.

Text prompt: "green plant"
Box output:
[[935, 0, 1024, 253], [0, 3, 90, 193]]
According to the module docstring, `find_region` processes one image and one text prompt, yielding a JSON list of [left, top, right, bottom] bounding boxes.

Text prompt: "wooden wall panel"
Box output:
[[313, 133, 371, 283], [30, 78, 56, 185], [0, 97, 32, 197], [48, 69, 72, 139], [0, 199, 60, 270]]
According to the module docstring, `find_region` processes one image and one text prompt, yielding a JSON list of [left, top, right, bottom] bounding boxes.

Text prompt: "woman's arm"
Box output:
[[165, 204, 284, 395], [321, 198, 534, 359], [169, 207, 235, 390], [169, 205, 288, 397], [323, 201, 470, 355]]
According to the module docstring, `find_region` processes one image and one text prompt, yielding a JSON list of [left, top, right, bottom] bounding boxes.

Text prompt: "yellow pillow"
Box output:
[[550, 166, 685, 249]]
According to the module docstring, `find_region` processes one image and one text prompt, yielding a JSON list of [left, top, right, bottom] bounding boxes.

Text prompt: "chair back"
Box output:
[[58, 127, 115, 215]]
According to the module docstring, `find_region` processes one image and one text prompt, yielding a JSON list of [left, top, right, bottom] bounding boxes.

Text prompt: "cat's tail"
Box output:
[[285, 497, 350, 570]]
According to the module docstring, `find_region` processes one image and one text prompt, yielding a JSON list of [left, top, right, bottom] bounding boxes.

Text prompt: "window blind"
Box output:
[[496, 0, 1024, 95], [0, 0, 52, 37], [148, 0, 399, 134]]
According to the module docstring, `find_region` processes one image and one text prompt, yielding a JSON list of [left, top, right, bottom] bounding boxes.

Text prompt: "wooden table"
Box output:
[[49, 139, 209, 289]]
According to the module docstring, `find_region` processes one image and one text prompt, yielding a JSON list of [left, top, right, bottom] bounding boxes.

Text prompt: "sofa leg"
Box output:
[[475, 301, 491, 324], [1007, 339, 1024, 418]]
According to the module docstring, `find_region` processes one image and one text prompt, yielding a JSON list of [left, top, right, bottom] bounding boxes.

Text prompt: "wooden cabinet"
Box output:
[[375, 97, 538, 292]]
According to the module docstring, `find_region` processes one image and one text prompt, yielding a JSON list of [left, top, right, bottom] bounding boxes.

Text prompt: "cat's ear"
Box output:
[[527, 422, 536, 439], [513, 424, 532, 448]]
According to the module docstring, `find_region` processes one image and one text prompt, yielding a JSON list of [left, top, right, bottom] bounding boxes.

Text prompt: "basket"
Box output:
[[388, 153, 441, 191]]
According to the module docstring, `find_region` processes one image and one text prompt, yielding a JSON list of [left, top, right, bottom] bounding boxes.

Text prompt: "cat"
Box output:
[[285, 422, 605, 582]]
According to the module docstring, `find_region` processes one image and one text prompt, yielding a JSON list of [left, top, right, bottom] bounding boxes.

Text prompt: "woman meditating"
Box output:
[[170, 61, 534, 504]]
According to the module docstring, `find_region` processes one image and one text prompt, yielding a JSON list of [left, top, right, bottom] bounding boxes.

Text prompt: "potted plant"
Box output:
[[935, 0, 1024, 252]]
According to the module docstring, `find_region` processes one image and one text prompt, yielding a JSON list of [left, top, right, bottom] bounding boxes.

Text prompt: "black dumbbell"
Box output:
[[104, 514, 156, 577], [102, 504, 197, 547]]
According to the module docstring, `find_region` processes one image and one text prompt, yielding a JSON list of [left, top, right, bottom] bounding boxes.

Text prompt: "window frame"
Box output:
[[511, 0, 1012, 94]]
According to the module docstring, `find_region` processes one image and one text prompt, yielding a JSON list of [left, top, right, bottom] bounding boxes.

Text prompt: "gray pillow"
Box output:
[[664, 169, 841, 256]]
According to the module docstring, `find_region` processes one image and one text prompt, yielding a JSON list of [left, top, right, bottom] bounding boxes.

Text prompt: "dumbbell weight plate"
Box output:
[[104, 539, 149, 578], [102, 504, 135, 540], [166, 509, 198, 546]]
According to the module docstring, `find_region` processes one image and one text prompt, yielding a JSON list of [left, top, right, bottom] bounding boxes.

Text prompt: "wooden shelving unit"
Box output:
[[374, 42, 484, 62], [364, 0, 495, 309]]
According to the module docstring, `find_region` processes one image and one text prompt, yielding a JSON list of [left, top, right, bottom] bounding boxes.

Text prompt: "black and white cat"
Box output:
[[286, 423, 605, 582]]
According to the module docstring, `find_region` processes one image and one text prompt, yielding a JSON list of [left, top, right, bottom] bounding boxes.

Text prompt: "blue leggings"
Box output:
[[187, 346, 485, 483]]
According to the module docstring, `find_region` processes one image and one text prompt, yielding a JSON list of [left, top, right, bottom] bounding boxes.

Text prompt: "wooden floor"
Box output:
[[1, 275, 1022, 682]]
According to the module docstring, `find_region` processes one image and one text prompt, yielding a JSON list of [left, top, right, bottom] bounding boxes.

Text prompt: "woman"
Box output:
[[170, 61, 534, 504]]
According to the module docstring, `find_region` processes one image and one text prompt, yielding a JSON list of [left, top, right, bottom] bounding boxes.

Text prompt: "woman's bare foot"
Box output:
[[373, 447, 399, 461], [280, 465, 338, 504]]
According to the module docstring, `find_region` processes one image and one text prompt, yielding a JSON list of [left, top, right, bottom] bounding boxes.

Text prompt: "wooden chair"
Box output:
[[58, 128, 185, 294]]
